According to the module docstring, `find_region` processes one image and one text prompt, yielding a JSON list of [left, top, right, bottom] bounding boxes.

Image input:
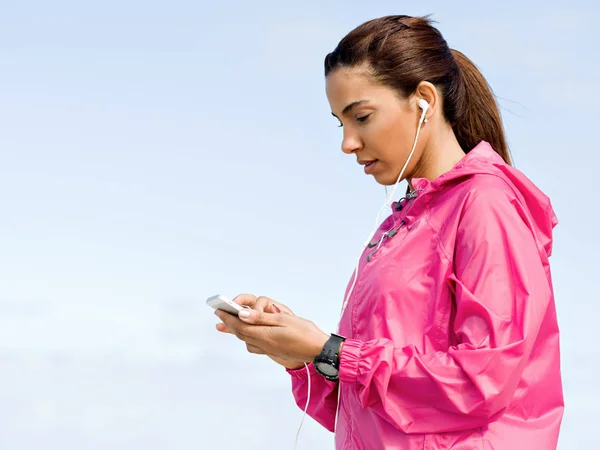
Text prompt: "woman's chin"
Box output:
[[372, 172, 397, 186], [371, 166, 411, 186]]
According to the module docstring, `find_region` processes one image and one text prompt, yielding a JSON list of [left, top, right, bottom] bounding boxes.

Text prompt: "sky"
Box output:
[[0, 0, 598, 448]]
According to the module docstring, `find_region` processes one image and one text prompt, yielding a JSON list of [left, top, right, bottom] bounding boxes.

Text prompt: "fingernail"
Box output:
[[238, 310, 251, 319], [272, 304, 281, 313]]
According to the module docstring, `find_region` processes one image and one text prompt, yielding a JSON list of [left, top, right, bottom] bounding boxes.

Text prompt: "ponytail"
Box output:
[[450, 49, 510, 165]]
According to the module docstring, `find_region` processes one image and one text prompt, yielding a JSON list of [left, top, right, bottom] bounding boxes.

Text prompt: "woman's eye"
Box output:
[[356, 114, 371, 123]]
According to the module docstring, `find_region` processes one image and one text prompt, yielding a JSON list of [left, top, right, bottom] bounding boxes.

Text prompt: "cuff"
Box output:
[[338, 338, 363, 383], [286, 362, 313, 380]]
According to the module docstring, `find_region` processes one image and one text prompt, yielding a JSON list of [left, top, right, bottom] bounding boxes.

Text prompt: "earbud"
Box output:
[[418, 99, 429, 123]]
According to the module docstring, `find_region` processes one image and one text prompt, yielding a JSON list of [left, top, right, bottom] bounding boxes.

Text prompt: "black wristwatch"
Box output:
[[313, 333, 346, 381]]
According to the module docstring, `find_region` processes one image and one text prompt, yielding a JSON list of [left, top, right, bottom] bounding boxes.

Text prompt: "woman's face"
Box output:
[[326, 66, 425, 186]]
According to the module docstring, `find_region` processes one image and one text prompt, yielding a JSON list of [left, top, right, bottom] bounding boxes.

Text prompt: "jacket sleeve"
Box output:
[[337, 184, 553, 434], [287, 363, 339, 432]]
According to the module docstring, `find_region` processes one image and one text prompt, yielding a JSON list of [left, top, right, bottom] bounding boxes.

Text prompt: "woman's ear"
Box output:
[[414, 81, 439, 121]]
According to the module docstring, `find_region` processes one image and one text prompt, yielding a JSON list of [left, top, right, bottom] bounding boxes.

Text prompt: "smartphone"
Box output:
[[206, 294, 249, 316]]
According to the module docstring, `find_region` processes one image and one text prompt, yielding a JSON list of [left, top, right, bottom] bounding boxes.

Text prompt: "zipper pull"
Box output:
[[387, 220, 406, 238], [366, 232, 388, 261]]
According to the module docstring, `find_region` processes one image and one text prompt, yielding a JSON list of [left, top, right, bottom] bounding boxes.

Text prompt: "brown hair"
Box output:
[[324, 15, 510, 165]]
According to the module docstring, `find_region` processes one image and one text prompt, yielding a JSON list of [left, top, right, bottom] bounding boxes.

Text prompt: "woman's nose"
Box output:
[[341, 132, 362, 155]]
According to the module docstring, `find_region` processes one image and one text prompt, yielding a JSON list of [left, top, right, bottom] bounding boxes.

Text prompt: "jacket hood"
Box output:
[[410, 141, 558, 257]]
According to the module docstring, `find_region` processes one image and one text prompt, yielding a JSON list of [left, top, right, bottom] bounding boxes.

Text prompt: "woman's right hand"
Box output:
[[215, 294, 306, 370]]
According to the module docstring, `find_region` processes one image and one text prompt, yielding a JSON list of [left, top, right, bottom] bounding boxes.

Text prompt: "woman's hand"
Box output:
[[215, 294, 310, 370], [214, 294, 329, 365]]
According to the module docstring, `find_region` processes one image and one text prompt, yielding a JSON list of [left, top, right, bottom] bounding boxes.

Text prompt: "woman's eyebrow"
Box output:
[[331, 100, 370, 118]]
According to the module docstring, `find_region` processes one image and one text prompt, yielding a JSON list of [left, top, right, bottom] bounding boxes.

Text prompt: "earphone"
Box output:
[[418, 98, 429, 112], [295, 99, 430, 449]]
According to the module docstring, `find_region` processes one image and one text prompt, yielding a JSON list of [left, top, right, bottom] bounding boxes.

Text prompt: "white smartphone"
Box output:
[[206, 294, 249, 316]]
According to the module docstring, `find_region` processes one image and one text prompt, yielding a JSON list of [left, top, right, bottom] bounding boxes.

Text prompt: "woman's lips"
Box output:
[[364, 160, 378, 174]]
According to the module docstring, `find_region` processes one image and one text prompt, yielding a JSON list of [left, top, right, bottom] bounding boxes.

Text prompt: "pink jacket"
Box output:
[[288, 142, 563, 449]]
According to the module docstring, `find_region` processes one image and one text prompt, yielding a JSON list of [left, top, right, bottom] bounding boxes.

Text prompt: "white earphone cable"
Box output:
[[337, 102, 428, 322], [332, 101, 428, 439], [295, 100, 428, 448], [294, 363, 311, 450]]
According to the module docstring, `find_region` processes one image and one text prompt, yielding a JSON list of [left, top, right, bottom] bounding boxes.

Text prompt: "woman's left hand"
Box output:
[[215, 307, 330, 363]]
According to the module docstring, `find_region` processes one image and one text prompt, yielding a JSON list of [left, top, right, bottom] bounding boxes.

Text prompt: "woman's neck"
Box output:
[[409, 126, 466, 188]]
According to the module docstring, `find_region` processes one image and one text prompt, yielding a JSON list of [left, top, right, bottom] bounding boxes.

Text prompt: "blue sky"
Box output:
[[0, 1, 598, 448]]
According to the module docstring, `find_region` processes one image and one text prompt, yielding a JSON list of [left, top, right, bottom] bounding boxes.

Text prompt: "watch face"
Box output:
[[315, 362, 338, 377]]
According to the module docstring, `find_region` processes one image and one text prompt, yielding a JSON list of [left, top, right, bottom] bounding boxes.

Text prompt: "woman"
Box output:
[[215, 15, 563, 449]]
